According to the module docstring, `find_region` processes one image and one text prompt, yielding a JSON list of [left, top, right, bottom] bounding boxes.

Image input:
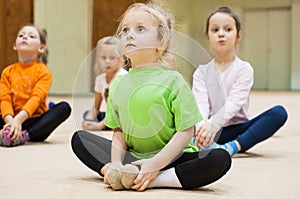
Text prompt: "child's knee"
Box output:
[[273, 105, 288, 124]]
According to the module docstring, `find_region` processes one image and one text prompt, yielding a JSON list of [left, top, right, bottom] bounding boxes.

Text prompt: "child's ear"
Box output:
[[237, 31, 242, 42], [13, 43, 17, 51], [38, 44, 46, 54]]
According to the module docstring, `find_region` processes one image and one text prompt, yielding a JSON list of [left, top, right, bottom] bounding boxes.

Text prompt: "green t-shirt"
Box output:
[[105, 67, 202, 159]]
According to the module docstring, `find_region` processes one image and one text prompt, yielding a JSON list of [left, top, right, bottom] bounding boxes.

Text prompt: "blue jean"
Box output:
[[216, 105, 288, 152]]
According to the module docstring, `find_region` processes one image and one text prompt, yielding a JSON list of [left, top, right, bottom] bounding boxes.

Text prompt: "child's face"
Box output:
[[207, 13, 240, 53], [119, 9, 161, 66], [14, 26, 43, 54], [97, 45, 122, 73]]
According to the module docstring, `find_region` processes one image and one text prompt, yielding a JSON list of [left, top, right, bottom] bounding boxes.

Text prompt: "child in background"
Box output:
[[0, 25, 71, 147], [71, 1, 231, 192], [82, 36, 127, 131], [192, 7, 288, 156]]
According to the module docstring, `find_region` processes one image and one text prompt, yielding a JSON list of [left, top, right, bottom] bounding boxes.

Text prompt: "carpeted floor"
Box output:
[[1, 91, 299, 199]]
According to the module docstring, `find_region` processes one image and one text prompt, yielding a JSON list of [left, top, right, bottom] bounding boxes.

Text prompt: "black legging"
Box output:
[[71, 130, 231, 189], [0, 101, 71, 142]]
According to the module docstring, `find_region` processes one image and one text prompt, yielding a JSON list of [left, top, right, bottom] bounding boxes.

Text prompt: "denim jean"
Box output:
[[216, 105, 288, 152]]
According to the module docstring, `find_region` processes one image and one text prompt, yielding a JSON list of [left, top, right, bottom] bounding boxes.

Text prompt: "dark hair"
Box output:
[[205, 6, 241, 37]]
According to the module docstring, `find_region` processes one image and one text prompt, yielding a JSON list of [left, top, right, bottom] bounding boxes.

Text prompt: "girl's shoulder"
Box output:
[[117, 68, 128, 75], [232, 57, 253, 73], [1, 63, 15, 77], [35, 62, 52, 75], [95, 73, 106, 83], [2, 62, 15, 71], [193, 60, 214, 76], [161, 69, 189, 87], [234, 57, 252, 67], [160, 68, 185, 80], [197, 59, 214, 69]]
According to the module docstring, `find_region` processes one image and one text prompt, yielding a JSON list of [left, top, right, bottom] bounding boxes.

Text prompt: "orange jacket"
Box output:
[[0, 61, 52, 118]]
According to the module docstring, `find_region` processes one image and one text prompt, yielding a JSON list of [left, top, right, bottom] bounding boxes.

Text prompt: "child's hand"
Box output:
[[131, 159, 159, 191], [4, 119, 22, 141], [0, 129, 3, 137], [195, 123, 218, 148]]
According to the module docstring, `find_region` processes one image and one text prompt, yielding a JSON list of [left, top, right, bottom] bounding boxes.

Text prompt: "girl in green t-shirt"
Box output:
[[71, 1, 231, 192]]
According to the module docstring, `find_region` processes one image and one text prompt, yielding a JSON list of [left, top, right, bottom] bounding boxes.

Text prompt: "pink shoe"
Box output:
[[3, 129, 11, 146], [21, 130, 29, 143]]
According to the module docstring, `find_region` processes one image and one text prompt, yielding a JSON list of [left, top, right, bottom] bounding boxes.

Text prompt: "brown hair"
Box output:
[[18, 25, 48, 64], [37, 28, 48, 65], [205, 6, 241, 38]]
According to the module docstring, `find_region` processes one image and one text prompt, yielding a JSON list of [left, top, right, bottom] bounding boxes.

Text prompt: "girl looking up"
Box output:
[[71, 1, 231, 192], [0, 25, 71, 147]]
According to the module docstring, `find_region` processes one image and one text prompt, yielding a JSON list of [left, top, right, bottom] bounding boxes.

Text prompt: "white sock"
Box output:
[[148, 168, 182, 188]]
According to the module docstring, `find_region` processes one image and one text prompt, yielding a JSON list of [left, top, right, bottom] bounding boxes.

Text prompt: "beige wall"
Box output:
[[34, 0, 300, 94], [291, 0, 300, 90], [166, 0, 300, 91], [34, 0, 92, 95]]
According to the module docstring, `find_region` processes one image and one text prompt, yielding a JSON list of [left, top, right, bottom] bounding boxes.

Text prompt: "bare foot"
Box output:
[[82, 121, 101, 131]]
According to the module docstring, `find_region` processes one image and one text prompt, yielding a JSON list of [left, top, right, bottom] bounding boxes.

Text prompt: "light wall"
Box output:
[[34, 0, 300, 94], [166, 0, 300, 91], [291, 0, 300, 90], [34, 0, 92, 95]]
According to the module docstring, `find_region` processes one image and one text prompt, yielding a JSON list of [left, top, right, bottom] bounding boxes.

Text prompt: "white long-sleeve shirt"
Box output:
[[192, 56, 254, 131]]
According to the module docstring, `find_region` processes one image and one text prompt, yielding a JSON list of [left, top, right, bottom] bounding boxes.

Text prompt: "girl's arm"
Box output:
[[0, 68, 15, 118], [210, 65, 253, 130], [195, 64, 253, 147], [103, 128, 127, 184], [84, 92, 102, 121], [93, 92, 102, 117], [192, 67, 210, 124], [150, 126, 193, 169], [111, 128, 127, 166], [193, 67, 219, 148], [132, 126, 194, 191]]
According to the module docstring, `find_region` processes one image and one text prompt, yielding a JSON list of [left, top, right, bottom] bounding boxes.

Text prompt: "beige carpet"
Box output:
[[1, 91, 299, 199]]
